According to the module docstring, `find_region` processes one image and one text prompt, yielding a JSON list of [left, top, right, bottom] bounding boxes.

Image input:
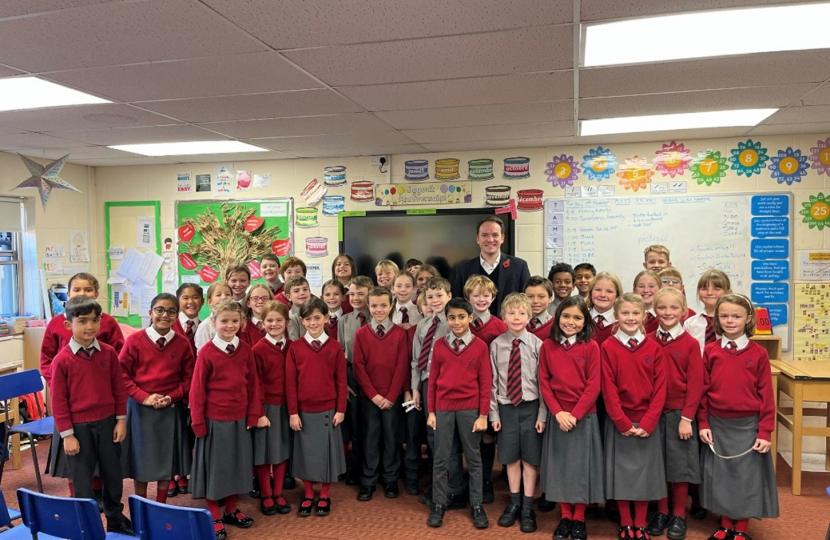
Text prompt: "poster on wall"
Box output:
[[176, 172, 193, 193], [175, 199, 293, 317], [375, 181, 472, 206], [195, 174, 211, 192], [69, 230, 90, 262], [213, 163, 233, 197]]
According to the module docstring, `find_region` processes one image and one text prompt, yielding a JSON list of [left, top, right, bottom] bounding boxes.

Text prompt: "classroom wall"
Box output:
[[0, 151, 96, 315]]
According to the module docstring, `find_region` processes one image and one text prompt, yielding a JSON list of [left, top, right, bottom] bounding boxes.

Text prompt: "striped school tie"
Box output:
[[473, 318, 483, 329], [256, 321, 264, 331], [417, 316, 440, 372], [376, 325, 385, 338], [78, 347, 92, 359], [726, 340, 737, 351], [529, 318, 541, 330], [311, 340, 322, 351], [646, 312, 656, 324], [703, 315, 716, 344], [357, 312, 367, 326], [627, 338, 638, 350], [453, 338, 464, 352], [561, 340, 571, 350], [185, 319, 195, 337], [594, 315, 605, 329], [508, 339, 523, 406], [659, 331, 671, 343], [156, 337, 166, 348], [399, 307, 409, 324], [226, 344, 235, 354]]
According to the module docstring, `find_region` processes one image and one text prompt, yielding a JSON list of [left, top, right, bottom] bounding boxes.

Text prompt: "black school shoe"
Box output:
[[497, 503, 521, 527], [519, 507, 536, 533], [93, 489, 104, 513], [405, 480, 420, 496], [647, 512, 670, 536], [571, 519, 588, 540], [222, 510, 254, 528], [554, 518, 573, 540], [213, 520, 227, 540], [636, 527, 652, 540], [283, 475, 296, 489], [482, 480, 494, 504], [731, 533, 751, 540], [707, 528, 735, 540], [418, 487, 433, 505], [167, 480, 179, 498], [690, 502, 707, 520], [249, 477, 260, 498], [297, 498, 314, 517], [537, 494, 555, 512], [106, 514, 133, 535], [618, 525, 635, 540], [357, 486, 375, 501], [384, 482, 399, 498], [666, 516, 687, 540], [445, 489, 468, 510], [260, 496, 278, 516], [427, 504, 445, 527], [471, 504, 489, 529], [315, 497, 331, 516]]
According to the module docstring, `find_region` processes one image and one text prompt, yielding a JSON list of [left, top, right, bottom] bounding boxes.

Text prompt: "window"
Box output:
[[0, 199, 24, 317]]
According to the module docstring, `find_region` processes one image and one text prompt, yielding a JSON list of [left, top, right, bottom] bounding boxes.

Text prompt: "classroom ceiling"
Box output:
[[0, 0, 828, 165]]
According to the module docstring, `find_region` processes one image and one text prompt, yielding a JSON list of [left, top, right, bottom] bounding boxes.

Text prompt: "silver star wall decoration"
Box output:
[[14, 153, 80, 210]]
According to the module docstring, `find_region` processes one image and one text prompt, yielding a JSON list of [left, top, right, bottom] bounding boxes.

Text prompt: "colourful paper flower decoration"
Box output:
[[690, 149, 728, 186], [728, 139, 769, 178], [545, 154, 581, 188], [653, 141, 692, 178], [800, 192, 830, 231], [769, 147, 809, 185], [808, 137, 830, 176], [581, 147, 617, 182], [616, 156, 654, 192]]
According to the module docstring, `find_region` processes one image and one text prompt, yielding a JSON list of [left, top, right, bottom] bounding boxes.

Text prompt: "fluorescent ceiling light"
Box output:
[[583, 3, 830, 66], [0, 77, 109, 112], [110, 141, 269, 156], [580, 108, 777, 136]]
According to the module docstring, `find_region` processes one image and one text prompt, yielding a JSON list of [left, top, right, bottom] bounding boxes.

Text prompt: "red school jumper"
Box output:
[[119, 331, 195, 404], [527, 317, 555, 342], [252, 338, 291, 411], [285, 338, 348, 416], [352, 324, 409, 402], [427, 337, 491, 415], [649, 330, 703, 420], [471, 316, 508, 348], [41, 313, 125, 386], [539, 340, 601, 420], [172, 319, 199, 358]]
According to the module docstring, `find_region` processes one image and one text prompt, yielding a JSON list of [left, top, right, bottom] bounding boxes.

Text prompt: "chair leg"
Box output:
[[26, 432, 43, 493], [0, 432, 10, 487]]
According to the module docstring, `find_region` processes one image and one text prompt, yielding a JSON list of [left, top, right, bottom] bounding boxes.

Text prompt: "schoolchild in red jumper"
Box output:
[[540, 296, 604, 540], [332, 254, 356, 314], [261, 254, 283, 297], [189, 300, 259, 540], [392, 271, 423, 330], [120, 293, 195, 503], [524, 276, 556, 341], [274, 257, 307, 307], [633, 270, 661, 335], [51, 297, 132, 534], [645, 288, 703, 540], [321, 279, 345, 342], [287, 298, 348, 517], [252, 301, 293, 516], [172, 283, 204, 357], [42, 272, 125, 502], [240, 284, 274, 347], [588, 272, 623, 348], [352, 286, 409, 500], [698, 294, 778, 540], [601, 293, 667, 540]]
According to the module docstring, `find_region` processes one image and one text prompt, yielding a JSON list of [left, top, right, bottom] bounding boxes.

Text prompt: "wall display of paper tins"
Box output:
[[375, 181, 472, 206]]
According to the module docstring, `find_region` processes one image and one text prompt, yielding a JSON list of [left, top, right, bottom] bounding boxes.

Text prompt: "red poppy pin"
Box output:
[[502, 259, 510, 269]]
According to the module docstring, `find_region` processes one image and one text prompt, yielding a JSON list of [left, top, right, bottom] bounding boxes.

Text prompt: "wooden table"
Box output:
[[772, 360, 830, 495]]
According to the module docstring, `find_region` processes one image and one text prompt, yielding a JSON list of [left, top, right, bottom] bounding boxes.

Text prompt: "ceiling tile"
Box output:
[[45, 52, 323, 102], [0, 0, 265, 73], [0, 132, 92, 150], [0, 1, 119, 18], [22, 146, 138, 160], [285, 26, 572, 87], [0, 127, 24, 136], [289, 144, 428, 158], [581, 51, 830, 98], [376, 101, 574, 129], [580, 85, 813, 119], [763, 105, 830, 125], [748, 122, 830, 136], [203, 0, 571, 49], [422, 138, 573, 152], [403, 122, 573, 144], [0, 65, 25, 77], [580, 0, 806, 22], [247, 131, 415, 152], [137, 90, 363, 123], [200, 114, 396, 139], [0, 104, 181, 132], [340, 72, 573, 111], [800, 82, 830, 106], [43, 125, 232, 146]]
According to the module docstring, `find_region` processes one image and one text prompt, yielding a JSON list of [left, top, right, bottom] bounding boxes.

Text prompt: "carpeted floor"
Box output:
[[1, 443, 828, 540]]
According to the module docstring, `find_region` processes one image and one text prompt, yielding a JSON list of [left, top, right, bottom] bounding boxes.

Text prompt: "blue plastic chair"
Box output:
[[0, 489, 20, 526], [128, 495, 213, 540], [0, 370, 54, 492], [16, 488, 131, 540]]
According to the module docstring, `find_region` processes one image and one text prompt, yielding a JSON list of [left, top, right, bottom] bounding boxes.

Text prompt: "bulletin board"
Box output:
[[175, 199, 293, 306], [104, 201, 162, 328], [793, 282, 830, 361], [543, 193, 793, 350]]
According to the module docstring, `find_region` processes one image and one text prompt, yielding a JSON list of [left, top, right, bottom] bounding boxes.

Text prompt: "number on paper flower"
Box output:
[[690, 150, 727, 186], [728, 139, 769, 177], [809, 138, 830, 177], [581, 147, 617, 182], [545, 154, 581, 188], [616, 156, 654, 192], [653, 141, 692, 178], [769, 147, 809, 186], [800, 192, 830, 231]]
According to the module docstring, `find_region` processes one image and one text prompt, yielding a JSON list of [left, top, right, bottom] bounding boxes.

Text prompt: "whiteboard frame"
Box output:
[[542, 192, 794, 352]]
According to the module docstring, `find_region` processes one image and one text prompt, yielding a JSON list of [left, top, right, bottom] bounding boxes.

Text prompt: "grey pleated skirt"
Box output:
[[292, 409, 346, 483], [700, 415, 779, 520], [47, 424, 70, 479], [659, 410, 701, 484], [253, 404, 291, 466], [497, 401, 543, 466], [123, 398, 192, 482], [604, 421, 667, 501], [190, 418, 253, 500], [541, 412, 605, 504]]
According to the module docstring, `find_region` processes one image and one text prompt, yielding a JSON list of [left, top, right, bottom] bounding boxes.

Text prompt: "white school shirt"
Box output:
[[614, 329, 645, 346], [211, 334, 240, 352], [719, 334, 749, 351], [193, 319, 216, 353], [683, 312, 717, 354], [393, 301, 423, 326]]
